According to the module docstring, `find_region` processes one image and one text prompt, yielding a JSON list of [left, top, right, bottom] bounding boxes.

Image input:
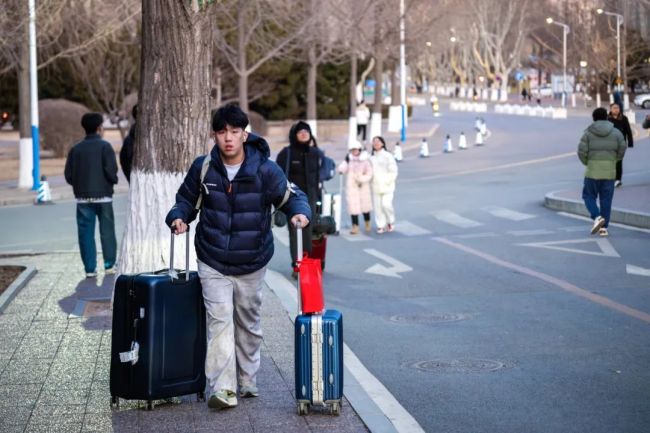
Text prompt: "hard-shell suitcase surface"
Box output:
[[110, 231, 206, 410], [294, 310, 343, 415], [293, 225, 343, 415]]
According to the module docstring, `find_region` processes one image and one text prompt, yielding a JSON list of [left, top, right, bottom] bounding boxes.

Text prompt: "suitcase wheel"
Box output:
[[146, 400, 154, 411], [110, 396, 119, 409], [197, 391, 206, 402], [298, 402, 309, 416], [330, 401, 341, 416]]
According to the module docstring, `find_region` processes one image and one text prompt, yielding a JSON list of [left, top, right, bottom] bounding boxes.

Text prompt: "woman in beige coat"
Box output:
[[369, 136, 398, 233], [338, 141, 373, 234]]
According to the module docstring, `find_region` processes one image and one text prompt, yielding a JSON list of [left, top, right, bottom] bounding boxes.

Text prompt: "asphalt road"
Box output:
[[1, 105, 649, 433]]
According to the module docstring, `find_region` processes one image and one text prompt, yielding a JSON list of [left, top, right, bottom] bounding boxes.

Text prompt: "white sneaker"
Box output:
[[599, 228, 609, 237], [615, 180, 622, 188], [590, 216, 605, 235], [85, 272, 97, 278]]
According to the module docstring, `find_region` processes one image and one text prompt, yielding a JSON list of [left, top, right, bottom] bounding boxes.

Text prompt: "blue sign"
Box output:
[[514, 71, 524, 82]]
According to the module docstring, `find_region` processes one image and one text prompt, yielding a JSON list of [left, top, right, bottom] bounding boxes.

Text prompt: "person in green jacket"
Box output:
[[578, 107, 626, 237]]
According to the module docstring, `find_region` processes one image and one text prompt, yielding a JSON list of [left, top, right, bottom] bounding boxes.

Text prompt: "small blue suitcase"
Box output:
[[294, 310, 343, 415], [293, 223, 343, 415]]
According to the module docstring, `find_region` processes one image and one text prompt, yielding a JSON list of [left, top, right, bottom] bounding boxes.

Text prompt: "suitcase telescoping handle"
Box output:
[[295, 221, 302, 316], [170, 227, 191, 281]]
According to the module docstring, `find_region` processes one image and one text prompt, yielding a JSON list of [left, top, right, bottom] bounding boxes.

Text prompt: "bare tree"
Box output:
[[119, 0, 216, 274]]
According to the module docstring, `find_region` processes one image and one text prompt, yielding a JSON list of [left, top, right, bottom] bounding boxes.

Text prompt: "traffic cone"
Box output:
[[35, 175, 53, 205], [393, 141, 403, 162], [475, 130, 484, 146], [419, 138, 430, 158], [443, 134, 454, 153], [458, 132, 468, 149]]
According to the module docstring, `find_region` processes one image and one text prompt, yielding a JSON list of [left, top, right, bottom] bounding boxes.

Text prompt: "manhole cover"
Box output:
[[388, 313, 470, 324], [71, 298, 112, 318], [410, 359, 509, 373]]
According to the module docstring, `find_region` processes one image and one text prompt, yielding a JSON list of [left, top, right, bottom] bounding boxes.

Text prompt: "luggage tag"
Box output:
[[119, 341, 140, 365]]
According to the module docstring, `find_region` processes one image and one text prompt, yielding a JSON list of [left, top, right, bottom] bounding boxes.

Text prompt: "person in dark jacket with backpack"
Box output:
[[607, 103, 633, 188], [275, 121, 323, 274], [64, 112, 119, 278], [166, 104, 310, 411]]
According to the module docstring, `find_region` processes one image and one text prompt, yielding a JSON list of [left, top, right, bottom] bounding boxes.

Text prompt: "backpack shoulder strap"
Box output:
[[194, 154, 212, 211]]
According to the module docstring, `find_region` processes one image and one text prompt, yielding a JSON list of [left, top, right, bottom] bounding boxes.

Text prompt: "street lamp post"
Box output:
[[28, 0, 40, 190], [546, 17, 570, 108], [399, 0, 406, 143], [597, 9, 625, 103]]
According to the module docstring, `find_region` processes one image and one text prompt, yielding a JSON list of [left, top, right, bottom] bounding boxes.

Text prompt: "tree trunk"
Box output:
[[119, 0, 215, 274], [370, 53, 384, 140], [348, 53, 358, 148], [18, 11, 32, 189], [237, 8, 249, 113], [307, 46, 318, 135], [390, 65, 399, 106]]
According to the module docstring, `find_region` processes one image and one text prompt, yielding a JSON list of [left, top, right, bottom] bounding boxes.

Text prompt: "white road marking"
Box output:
[[340, 232, 373, 242], [557, 212, 650, 234], [508, 229, 555, 236], [519, 238, 620, 258], [392, 220, 431, 236], [431, 210, 482, 228], [265, 269, 425, 433], [363, 249, 413, 279], [483, 206, 536, 221], [626, 264, 650, 277], [272, 227, 289, 247], [454, 232, 498, 239]]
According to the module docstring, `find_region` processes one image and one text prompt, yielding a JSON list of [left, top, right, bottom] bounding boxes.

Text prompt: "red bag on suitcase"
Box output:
[[297, 255, 324, 314]]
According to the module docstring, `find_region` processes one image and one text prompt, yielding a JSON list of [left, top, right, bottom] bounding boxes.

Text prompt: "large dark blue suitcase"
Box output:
[[295, 310, 343, 415], [110, 230, 206, 410], [293, 224, 343, 415]]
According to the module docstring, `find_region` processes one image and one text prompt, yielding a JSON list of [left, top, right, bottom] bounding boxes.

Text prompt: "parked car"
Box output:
[[634, 93, 650, 109]]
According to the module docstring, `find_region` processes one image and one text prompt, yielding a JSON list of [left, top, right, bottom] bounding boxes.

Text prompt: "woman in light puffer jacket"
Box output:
[[369, 136, 398, 234]]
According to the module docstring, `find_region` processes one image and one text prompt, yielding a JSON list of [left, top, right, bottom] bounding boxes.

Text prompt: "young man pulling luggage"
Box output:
[[166, 104, 311, 409]]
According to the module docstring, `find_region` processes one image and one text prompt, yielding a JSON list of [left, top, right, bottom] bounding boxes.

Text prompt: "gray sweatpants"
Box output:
[[197, 260, 266, 394]]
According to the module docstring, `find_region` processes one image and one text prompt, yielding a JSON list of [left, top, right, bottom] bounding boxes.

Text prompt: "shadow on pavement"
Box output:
[[58, 274, 114, 331]]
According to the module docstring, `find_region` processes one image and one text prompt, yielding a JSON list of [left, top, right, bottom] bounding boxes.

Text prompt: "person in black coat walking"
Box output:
[[275, 121, 324, 273], [608, 103, 633, 187], [119, 104, 137, 183], [64, 113, 119, 278]]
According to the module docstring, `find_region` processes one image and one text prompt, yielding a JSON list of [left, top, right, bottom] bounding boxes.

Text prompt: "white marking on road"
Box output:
[[558, 225, 589, 232], [272, 227, 289, 247], [454, 232, 498, 239], [508, 229, 555, 236], [518, 238, 620, 258], [431, 210, 482, 228], [393, 221, 431, 236], [265, 269, 425, 433], [483, 206, 536, 221], [626, 264, 650, 277], [340, 232, 373, 242], [363, 249, 413, 279], [557, 212, 650, 234]]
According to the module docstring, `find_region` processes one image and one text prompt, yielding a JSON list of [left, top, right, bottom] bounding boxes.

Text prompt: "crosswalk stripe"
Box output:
[[339, 232, 373, 242], [393, 221, 431, 236], [508, 229, 554, 236], [431, 210, 482, 228], [483, 206, 536, 221]]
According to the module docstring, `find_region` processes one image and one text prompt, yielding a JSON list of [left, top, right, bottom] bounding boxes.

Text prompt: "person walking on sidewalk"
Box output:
[[607, 103, 633, 188], [64, 113, 119, 278], [119, 104, 137, 183], [338, 140, 373, 234], [578, 107, 626, 237], [370, 136, 398, 234], [356, 101, 370, 142], [166, 104, 311, 410]]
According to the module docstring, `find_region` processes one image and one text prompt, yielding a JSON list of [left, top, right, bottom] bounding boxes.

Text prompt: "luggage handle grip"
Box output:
[[295, 221, 302, 316], [170, 227, 190, 281]]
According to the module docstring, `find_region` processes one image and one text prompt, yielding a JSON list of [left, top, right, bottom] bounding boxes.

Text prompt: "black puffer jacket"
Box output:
[[165, 133, 311, 276], [64, 133, 118, 198], [608, 114, 634, 147]]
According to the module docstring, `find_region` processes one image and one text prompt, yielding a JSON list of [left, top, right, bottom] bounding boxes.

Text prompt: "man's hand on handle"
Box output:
[[171, 219, 188, 234], [291, 214, 309, 228]]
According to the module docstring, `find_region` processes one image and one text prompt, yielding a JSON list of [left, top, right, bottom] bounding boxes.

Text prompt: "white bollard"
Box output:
[[571, 93, 576, 108], [419, 138, 430, 158], [458, 132, 468, 150], [596, 93, 601, 107], [475, 131, 484, 146], [609, 94, 614, 104], [35, 176, 52, 205], [322, 193, 332, 217], [623, 93, 630, 111], [444, 135, 454, 153], [393, 142, 403, 162]]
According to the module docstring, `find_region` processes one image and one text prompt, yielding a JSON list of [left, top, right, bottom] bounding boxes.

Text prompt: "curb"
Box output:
[[544, 191, 650, 229], [0, 266, 37, 314]]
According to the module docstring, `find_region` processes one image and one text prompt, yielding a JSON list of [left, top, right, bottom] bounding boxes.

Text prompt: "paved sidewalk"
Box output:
[[545, 182, 650, 229], [0, 252, 369, 433]]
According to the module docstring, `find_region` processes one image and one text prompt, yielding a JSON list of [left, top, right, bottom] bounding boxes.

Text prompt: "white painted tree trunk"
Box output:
[[369, 112, 382, 141], [118, 170, 198, 274], [348, 116, 358, 148], [499, 78, 509, 102]]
